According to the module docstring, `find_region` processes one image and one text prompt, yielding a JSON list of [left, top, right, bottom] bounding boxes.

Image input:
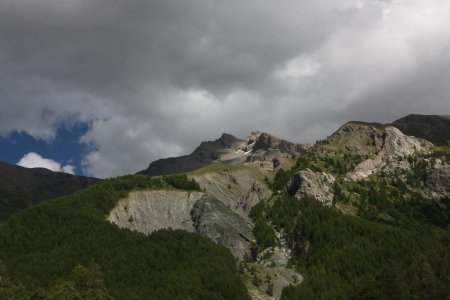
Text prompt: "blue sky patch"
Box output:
[[0, 122, 91, 175]]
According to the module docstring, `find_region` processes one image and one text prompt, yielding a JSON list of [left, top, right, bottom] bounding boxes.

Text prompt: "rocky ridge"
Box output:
[[346, 126, 432, 180], [139, 131, 308, 176]]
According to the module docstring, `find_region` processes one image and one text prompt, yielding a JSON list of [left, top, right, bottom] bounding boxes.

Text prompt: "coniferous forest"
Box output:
[[251, 148, 449, 299], [0, 175, 249, 299]]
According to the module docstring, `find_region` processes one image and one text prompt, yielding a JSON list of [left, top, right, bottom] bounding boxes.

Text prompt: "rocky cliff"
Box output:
[[288, 169, 336, 205], [191, 196, 254, 260], [346, 126, 431, 180], [190, 168, 271, 218], [108, 190, 254, 259], [108, 190, 205, 233]]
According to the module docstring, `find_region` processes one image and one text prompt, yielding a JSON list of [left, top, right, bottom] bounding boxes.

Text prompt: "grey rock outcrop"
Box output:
[[238, 182, 267, 213], [191, 169, 271, 217], [426, 162, 450, 196], [347, 127, 432, 181], [108, 190, 254, 259], [251, 230, 303, 300], [289, 169, 335, 205], [108, 190, 205, 234], [191, 196, 254, 260]]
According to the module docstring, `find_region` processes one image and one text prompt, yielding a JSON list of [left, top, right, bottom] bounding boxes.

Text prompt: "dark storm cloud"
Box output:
[[1, 0, 449, 177]]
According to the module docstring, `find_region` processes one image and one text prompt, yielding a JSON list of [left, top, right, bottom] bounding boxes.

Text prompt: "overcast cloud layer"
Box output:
[[1, 0, 450, 177]]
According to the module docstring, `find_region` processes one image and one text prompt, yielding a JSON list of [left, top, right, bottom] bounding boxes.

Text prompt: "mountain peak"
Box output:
[[139, 131, 308, 176], [253, 132, 308, 154], [217, 133, 242, 148]]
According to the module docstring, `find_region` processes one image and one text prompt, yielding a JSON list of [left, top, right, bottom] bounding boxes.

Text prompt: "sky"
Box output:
[[1, 0, 450, 178]]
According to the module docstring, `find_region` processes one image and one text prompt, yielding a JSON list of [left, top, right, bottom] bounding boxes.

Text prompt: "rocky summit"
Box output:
[[138, 131, 308, 176]]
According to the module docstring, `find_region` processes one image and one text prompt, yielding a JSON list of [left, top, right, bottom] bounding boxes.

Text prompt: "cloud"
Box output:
[[17, 152, 75, 175], [1, 0, 450, 177]]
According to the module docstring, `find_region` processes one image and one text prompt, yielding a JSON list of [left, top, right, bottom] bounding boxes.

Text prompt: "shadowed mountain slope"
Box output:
[[0, 161, 99, 221], [390, 114, 450, 146]]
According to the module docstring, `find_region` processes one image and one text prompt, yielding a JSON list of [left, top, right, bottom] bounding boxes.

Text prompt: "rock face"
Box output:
[[346, 127, 432, 181], [289, 169, 335, 205], [108, 190, 254, 259], [191, 169, 271, 217], [426, 162, 450, 196], [108, 190, 205, 233], [391, 114, 450, 146], [238, 182, 267, 213], [191, 196, 254, 260]]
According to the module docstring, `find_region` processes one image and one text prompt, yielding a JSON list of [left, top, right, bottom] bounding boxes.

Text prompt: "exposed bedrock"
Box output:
[[108, 190, 254, 259]]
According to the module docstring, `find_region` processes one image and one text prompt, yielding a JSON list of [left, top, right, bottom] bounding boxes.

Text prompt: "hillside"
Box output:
[[249, 121, 449, 299], [0, 175, 249, 299], [390, 114, 450, 146], [1, 115, 449, 300], [0, 161, 99, 221]]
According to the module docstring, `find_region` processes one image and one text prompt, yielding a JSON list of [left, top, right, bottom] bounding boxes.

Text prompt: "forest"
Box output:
[[251, 148, 449, 299], [0, 175, 249, 299]]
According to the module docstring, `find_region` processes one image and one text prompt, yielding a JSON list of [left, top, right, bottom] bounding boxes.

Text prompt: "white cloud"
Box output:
[[62, 165, 75, 175], [17, 152, 75, 175]]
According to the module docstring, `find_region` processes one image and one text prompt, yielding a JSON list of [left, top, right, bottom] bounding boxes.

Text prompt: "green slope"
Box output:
[[251, 144, 449, 299], [0, 175, 249, 300]]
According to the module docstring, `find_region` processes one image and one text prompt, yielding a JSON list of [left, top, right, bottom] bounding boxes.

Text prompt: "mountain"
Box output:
[[138, 133, 245, 176], [138, 131, 308, 176], [0, 161, 99, 221], [390, 114, 450, 146], [0, 175, 249, 299], [255, 120, 449, 298], [0, 115, 449, 300]]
